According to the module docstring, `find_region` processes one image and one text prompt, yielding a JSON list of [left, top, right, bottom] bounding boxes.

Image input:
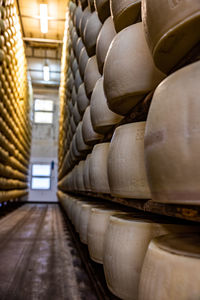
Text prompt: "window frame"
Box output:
[[31, 163, 52, 190], [33, 99, 54, 125]]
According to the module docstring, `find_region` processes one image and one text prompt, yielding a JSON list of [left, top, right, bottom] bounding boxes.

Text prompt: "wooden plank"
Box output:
[[67, 191, 200, 223]]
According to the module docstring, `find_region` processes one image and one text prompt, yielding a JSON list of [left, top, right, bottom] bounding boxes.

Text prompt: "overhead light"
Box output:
[[40, 4, 48, 33], [43, 65, 50, 81]]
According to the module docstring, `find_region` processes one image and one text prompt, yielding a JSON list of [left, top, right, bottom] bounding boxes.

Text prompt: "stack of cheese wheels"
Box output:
[[89, 143, 110, 194], [110, 0, 141, 32], [108, 122, 151, 199], [0, 0, 31, 203], [103, 213, 199, 300], [144, 61, 200, 205], [58, 0, 105, 188], [142, 0, 200, 73], [103, 22, 165, 115], [88, 206, 124, 263], [138, 233, 200, 300]]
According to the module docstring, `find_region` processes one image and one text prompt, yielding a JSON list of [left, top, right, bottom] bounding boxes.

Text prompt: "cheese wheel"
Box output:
[[83, 154, 92, 191], [90, 77, 123, 134], [70, 115, 76, 134], [74, 5, 83, 35], [111, 0, 141, 32], [75, 37, 84, 60], [77, 83, 89, 115], [96, 16, 116, 74], [94, 0, 110, 23], [76, 160, 85, 192], [74, 69, 82, 92], [144, 61, 200, 205], [71, 86, 77, 106], [104, 214, 200, 300], [108, 122, 151, 199], [78, 46, 89, 79], [72, 58, 79, 76], [79, 202, 105, 243], [72, 134, 82, 159], [72, 102, 81, 125], [104, 22, 165, 115], [79, 6, 91, 40], [142, 0, 200, 73], [83, 11, 102, 57], [84, 55, 101, 98], [139, 234, 200, 300], [82, 106, 103, 145], [75, 121, 91, 153], [89, 143, 110, 194], [87, 206, 121, 263]]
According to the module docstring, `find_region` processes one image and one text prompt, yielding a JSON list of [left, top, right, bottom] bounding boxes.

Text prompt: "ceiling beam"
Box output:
[[23, 37, 63, 44], [26, 55, 61, 61], [28, 69, 61, 74], [31, 81, 60, 89], [21, 14, 66, 22]]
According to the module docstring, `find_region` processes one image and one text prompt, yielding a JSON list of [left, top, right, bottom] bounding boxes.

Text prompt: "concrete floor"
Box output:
[[0, 204, 97, 300]]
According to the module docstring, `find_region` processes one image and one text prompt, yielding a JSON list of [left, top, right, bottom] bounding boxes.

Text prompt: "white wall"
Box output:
[[28, 88, 59, 202]]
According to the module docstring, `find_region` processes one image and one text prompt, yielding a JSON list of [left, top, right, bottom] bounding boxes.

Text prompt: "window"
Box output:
[[34, 99, 53, 124], [31, 164, 51, 190]]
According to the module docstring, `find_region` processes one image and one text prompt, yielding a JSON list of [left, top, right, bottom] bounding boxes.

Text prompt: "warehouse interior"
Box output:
[[0, 0, 200, 299]]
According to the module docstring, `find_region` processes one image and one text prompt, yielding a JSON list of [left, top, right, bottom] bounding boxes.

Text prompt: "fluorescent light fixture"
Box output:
[[40, 4, 48, 33], [43, 65, 50, 81]]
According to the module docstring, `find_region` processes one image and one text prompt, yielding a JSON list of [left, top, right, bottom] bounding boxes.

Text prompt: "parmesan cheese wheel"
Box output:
[[138, 234, 200, 300], [90, 77, 123, 134], [103, 22, 165, 115], [89, 143, 110, 194], [82, 106, 103, 145], [79, 202, 105, 244], [144, 61, 200, 205], [75, 37, 84, 60], [94, 0, 110, 23], [75, 122, 91, 153], [76, 160, 85, 192], [84, 55, 101, 99], [74, 6, 82, 35], [83, 11, 102, 57], [83, 154, 92, 191], [108, 122, 151, 199], [77, 83, 89, 115], [142, 0, 200, 73], [111, 0, 141, 32], [78, 46, 89, 79], [96, 16, 116, 74], [79, 6, 91, 40], [104, 214, 200, 300], [87, 206, 121, 263]]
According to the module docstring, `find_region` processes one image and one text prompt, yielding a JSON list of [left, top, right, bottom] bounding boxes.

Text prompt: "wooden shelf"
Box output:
[[67, 191, 200, 223]]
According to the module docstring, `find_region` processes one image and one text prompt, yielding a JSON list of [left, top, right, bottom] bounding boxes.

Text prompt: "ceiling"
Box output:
[[16, 0, 68, 90]]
